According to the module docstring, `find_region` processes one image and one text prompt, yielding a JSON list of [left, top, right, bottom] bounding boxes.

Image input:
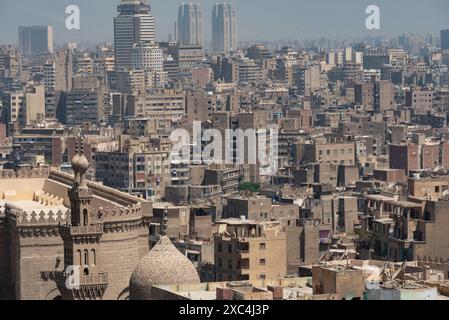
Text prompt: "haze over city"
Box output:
[[2, 0, 449, 307], [0, 0, 448, 45]]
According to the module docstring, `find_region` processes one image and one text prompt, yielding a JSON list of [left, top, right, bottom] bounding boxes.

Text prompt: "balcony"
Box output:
[[59, 224, 103, 239], [56, 271, 109, 288]]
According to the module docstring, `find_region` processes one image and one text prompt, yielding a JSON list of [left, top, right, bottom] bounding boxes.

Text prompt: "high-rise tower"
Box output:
[[177, 2, 203, 46], [18, 26, 54, 56], [441, 29, 449, 50], [212, 3, 237, 53], [114, 0, 155, 70]]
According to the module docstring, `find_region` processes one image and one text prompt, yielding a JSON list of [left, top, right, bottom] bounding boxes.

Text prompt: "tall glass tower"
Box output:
[[212, 3, 237, 53], [177, 2, 203, 46]]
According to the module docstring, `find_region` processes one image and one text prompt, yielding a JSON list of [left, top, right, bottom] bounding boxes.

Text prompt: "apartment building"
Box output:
[[214, 219, 287, 281]]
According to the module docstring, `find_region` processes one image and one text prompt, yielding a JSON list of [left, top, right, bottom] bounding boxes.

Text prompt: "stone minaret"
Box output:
[[56, 135, 108, 300]]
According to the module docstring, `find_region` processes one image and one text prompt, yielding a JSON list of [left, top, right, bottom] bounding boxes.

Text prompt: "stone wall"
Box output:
[[13, 231, 64, 300], [99, 229, 142, 300], [0, 209, 10, 299]]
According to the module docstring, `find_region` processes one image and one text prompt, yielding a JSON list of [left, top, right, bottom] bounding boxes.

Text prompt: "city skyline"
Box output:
[[0, 0, 448, 46], [3, 0, 449, 304]]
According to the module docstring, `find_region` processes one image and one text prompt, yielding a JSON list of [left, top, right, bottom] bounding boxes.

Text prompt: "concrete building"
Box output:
[[0, 46, 22, 79], [132, 89, 185, 121], [295, 65, 320, 97], [295, 139, 356, 166], [62, 76, 107, 126], [95, 149, 171, 201], [185, 91, 215, 125], [55, 49, 74, 92], [359, 193, 449, 263], [2, 84, 45, 128], [238, 58, 263, 84], [312, 265, 365, 300], [114, 0, 155, 70], [131, 42, 164, 72], [214, 219, 287, 281], [409, 88, 435, 115], [204, 164, 240, 194]]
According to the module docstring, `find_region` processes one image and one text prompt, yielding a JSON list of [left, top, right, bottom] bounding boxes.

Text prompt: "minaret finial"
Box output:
[[161, 205, 169, 237], [75, 136, 79, 154], [80, 135, 85, 155]]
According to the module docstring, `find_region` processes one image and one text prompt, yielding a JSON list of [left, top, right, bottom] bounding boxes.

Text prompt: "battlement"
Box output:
[[0, 169, 50, 180], [34, 191, 64, 207], [6, 201, 69, 226]]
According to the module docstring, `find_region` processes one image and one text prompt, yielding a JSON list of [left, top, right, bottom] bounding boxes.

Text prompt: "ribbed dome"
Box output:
[[129, 236, 201, 300]]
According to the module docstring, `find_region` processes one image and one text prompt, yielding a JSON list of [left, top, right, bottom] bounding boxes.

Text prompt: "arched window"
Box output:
[[91, 249, 96, 266], [77, 250, 82, 266], [84, 249, 89, 266], [83, 209, 88, 226]]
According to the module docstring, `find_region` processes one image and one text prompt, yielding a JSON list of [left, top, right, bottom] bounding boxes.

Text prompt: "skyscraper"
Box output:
[[114, 0, 155, 70], [18, 26, 54, 56], [177, 2, 203, 46], [212, 3, 237, 53], [441, 29, 449, 50]]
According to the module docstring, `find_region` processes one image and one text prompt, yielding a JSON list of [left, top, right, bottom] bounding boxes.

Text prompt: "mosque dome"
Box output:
[[129, 236, 201, 300]]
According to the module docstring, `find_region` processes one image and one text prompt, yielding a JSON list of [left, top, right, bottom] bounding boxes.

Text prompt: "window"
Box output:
[[218, 258, 222, 268], [259, 274, 266, 279], [228, 244, 232, 254], [228, 260, 232, 269], [259, 259, 266, 265], [91, 249, 96, 265], [259, 243, 266, 250], [218, 243, 222, 253], [83, 209, 88, 226], [84, 250, 89, 266]]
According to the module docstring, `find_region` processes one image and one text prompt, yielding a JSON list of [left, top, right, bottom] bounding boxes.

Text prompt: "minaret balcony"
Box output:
[[59, 224, 104, 241], [55, 271, 109, 300]]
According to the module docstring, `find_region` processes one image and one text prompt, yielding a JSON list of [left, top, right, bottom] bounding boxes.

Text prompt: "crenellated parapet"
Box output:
[[34, 191, 64, 207], [103, 218, 143, 233], [0, 169, 50, 180], [97, 205, 141, 220], [6, 204, 69, 227]]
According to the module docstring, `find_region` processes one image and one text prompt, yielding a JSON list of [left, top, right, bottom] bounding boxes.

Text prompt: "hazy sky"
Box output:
[[0, 0, 448, 45]]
